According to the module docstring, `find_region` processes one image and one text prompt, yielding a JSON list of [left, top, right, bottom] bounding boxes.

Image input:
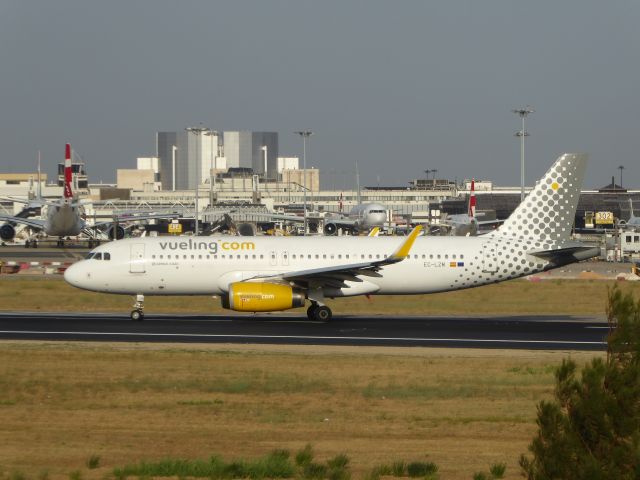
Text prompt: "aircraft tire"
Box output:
[[314, 306, 332, 322], [130, 310, 144, 321], [306, 304, 319, 320]]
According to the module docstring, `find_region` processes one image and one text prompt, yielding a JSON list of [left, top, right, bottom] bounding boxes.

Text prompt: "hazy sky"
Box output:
[[1, 1, 638, 190]]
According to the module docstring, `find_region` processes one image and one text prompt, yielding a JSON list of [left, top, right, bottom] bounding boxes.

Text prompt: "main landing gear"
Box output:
[[307, 303, 332, 322], [131, 294, 145, 321]]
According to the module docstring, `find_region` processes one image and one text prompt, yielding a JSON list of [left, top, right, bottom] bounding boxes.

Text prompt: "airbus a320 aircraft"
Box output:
[[1, 144, 186, 246], [65, 153, 600, 321], [0, 144, 85, 247], [431, 179, 501, 236], [323, 203, 387, 235]]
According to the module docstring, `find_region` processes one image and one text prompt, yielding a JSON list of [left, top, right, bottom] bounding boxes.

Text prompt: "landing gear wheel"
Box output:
[[307, 304, 319, 320], [32, 240, 38, 248], [24, 240, 30, 248], [315, 306, 332, 322], [307, 304, 332, 321], [131, 294, 145, 321]]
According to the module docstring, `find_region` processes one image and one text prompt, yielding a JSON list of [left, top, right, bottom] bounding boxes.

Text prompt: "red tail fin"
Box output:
[[468, 178, 476, 218], [64, 143, 73, 199]]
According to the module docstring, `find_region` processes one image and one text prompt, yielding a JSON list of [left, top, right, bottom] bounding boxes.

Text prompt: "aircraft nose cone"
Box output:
[[64, 262, 87, 288]]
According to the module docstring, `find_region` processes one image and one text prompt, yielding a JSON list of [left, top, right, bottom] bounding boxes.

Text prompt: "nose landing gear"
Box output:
[[131, 294, 145, 321]]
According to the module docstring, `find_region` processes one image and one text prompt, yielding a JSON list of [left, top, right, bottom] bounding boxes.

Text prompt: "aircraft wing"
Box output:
[[475, 219, 504, 227], [245, 226, 422, 288], [324, 217, 357, 227], [0, 197, 48, 207], [0, 214, 45, 230], [88, 212, 184, 229]]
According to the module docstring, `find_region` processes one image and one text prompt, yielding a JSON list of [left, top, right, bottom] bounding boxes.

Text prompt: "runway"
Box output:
[[0, 312, 608, 350]]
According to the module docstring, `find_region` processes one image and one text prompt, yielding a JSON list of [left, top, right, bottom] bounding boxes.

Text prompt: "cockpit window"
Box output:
[[94, 252, 103, 260], [104, 252, 111, 261], [85, 253, 95, 260]]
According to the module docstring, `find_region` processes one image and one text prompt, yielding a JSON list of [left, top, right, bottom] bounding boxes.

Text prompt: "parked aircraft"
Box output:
[[430, 179, 501, 236], [323, 203, 388, 235], [0, 144, 86, 247], [0, 144, 180, 247], [619, 198, 640, 228], [64, 153, 599, 321]]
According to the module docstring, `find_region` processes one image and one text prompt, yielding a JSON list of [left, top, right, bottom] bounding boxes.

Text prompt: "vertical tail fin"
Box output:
[[490, 153, 587, 244], [64, 143, 73, 199], [468, 178, 476, 218]]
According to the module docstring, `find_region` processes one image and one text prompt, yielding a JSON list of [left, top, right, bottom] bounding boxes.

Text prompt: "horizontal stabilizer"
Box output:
[[528, 245, 600, 264]]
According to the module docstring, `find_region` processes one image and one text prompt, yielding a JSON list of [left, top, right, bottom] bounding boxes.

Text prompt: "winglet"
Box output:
[[388, 225, 422, 262]]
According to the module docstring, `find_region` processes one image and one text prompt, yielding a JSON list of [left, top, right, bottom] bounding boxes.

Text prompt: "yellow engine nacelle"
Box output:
[[221, 282, 306, 312]]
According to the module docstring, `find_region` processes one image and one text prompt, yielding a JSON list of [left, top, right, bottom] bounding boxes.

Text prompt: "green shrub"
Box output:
[[295, 444, 314, 467], [113, 450, 294, 479], [391, 460, 406, 476], [302, 462, 328, 479], [86, 455, 101, 469], [489, 463, 506, 479], [407, 461, 438, 477]]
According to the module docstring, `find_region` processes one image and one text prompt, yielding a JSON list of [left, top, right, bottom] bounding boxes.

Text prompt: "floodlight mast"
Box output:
[[295, 130, 313, 235], [512, 106, 534, 202]]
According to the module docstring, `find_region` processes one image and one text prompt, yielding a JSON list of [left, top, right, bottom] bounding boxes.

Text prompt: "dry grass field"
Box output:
[[1, 276, 638, 315], [0, 342, 602, 480]]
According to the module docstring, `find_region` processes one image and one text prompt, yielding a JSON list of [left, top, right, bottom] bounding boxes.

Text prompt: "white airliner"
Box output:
[[0, 144, 86, 247], [618, 198, 640, 228], [1, 144, 183, 246], [65, 153, 599, 321], [323, 203, 388, 235], [431, 179, 501, 236]]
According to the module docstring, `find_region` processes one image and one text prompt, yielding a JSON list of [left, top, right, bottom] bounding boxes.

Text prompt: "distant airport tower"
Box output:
[[223, 131, 278, 179], [157, 132, 177, 191], [157, 130, 276, 190]]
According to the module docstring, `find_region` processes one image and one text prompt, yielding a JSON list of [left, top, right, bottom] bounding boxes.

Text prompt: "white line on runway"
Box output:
[[0, 330, 607, 345]]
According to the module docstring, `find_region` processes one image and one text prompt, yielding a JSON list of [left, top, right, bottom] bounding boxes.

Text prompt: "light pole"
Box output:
[[512, 106, 534, 202], [295, 130, 313, 235], [204, 130, 218, 206], [171, 145, 177, 192], [618, 165, 625, 189], [186, 126, 211, 236]]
